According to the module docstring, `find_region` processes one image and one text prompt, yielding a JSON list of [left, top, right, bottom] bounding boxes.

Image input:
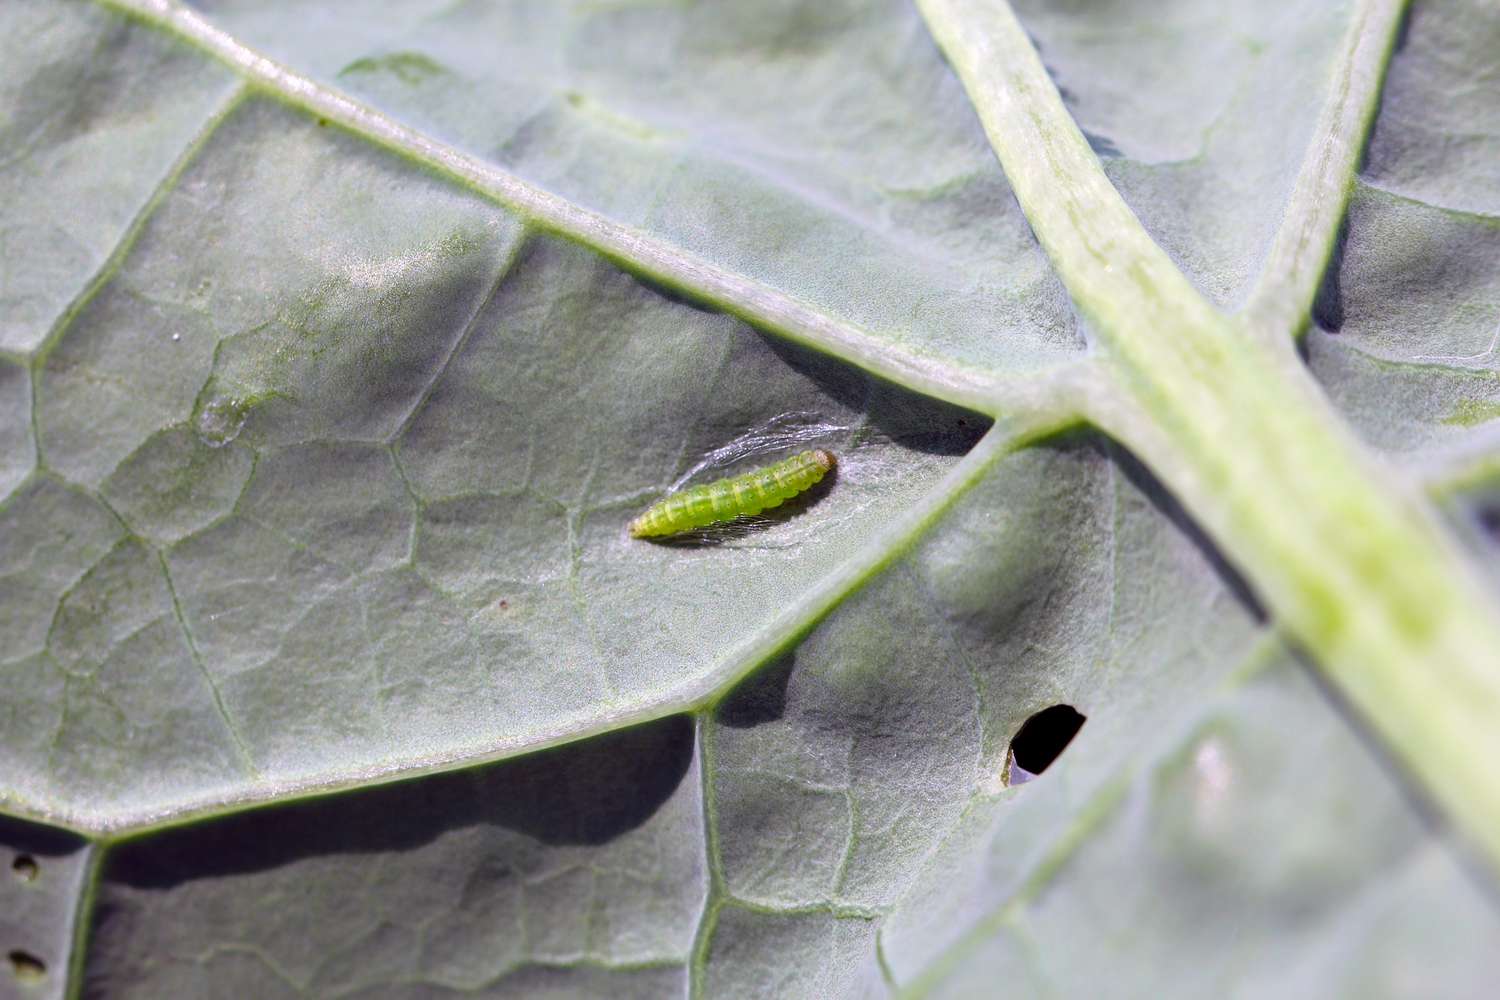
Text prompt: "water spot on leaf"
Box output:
[[1005, 704, 1086, 785], [193, 394, 252, 448]]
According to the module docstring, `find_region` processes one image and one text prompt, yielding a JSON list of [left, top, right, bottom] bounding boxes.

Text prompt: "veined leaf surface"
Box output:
[[2, 0, 1498, 996]]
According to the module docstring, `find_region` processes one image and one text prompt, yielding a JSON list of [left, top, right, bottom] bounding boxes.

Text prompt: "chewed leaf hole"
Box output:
[[11, 854, 38, 882], [8, 950, 45, 983], [1005, 704, 1087, 786]]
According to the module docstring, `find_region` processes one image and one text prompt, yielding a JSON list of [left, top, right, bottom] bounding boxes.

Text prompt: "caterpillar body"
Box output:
[[630, 449, 836, 538]]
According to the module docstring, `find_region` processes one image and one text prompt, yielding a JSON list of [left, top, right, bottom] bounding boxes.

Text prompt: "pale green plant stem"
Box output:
[[1242, 0, 1408, 339], [917, 0, 1500, 871]]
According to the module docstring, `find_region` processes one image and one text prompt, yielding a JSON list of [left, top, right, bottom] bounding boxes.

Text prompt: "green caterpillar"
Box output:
[[630, 449, 836, 538]]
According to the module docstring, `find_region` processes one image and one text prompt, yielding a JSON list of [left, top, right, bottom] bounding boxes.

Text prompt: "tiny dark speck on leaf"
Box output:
[[498, 600, 509, 610]]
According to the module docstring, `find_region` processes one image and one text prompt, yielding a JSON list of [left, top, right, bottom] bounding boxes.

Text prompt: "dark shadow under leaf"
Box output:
[[105, 715, 695, 889]]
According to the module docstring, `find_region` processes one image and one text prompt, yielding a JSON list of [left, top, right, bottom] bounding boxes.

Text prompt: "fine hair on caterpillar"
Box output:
[[667, 411, 857, 491]]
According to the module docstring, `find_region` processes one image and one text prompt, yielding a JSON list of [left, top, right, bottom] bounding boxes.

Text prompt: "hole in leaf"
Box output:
[[11, 855, 38, 882], [8, 951, 45, 984], [1005, 704, 1087, 785]]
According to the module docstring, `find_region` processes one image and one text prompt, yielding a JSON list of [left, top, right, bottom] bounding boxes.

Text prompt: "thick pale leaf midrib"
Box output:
[[917, 0, 1500, 878]]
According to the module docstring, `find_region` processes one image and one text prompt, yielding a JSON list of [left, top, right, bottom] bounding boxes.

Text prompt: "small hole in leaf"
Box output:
[[8, 950, 45, 984], [11, 855, 38, 882], [1005, 704, 1086, 785]]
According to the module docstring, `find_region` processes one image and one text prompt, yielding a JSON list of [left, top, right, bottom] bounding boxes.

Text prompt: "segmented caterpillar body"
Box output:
[[630, 449, 835, 538]]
